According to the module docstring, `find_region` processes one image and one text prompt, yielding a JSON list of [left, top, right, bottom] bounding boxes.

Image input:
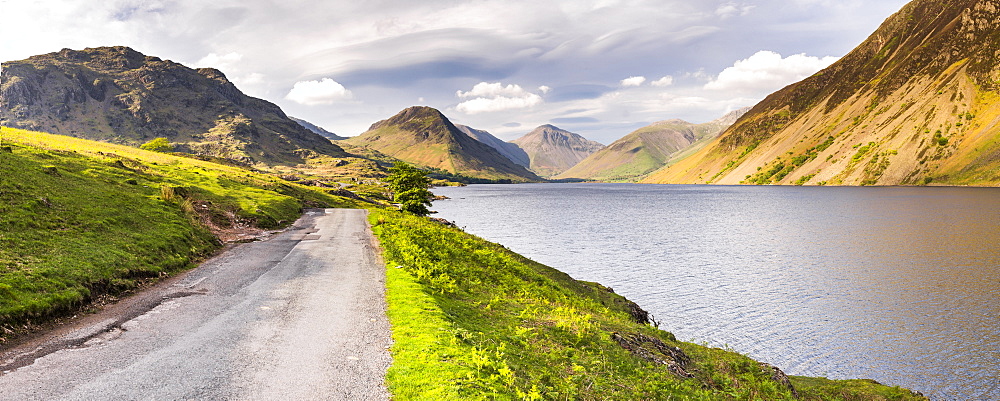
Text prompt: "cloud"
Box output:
[[232, 72, 265, 86], [705, 50, 839, 94], [620, 76, 647, 87], [651, 76, 674, 87], [715, 2, 756, 19], [457, 82, 530, 99], [285, 78, 353, 105], [455, 82, 544, 114], [551, 117, 600, 124], [196, 52, 243, 70]]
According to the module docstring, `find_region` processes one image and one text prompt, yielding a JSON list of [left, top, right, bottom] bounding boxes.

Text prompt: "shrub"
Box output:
[[140, 137, 173, 152]]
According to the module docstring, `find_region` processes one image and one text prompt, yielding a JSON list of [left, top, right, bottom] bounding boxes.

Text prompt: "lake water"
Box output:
[[430, 183, 1000, 400]]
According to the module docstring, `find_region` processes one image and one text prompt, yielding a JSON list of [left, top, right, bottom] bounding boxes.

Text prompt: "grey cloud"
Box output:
[[293, 28, 542, 80], [336, 58, 519, 88], [551, 117, 599, 124], [547, 85, 615, 102]]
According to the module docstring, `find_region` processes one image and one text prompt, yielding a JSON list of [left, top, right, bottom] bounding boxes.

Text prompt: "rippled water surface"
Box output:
[[430, 183, 1000, 400]]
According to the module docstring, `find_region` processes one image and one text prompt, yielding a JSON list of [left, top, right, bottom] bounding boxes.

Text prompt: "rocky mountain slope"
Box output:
[[511, 125, 605, 177], [557, 108, 749, 182], [644, 0, 1000, 186], [0, 46, 346, 166], [342, 106, 540, 182], [291, 117, 347, 140], [455, 124, 530, 168]]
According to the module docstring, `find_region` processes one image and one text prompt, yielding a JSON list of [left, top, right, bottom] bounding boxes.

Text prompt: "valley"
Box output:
[[4, 0, 998, 399]]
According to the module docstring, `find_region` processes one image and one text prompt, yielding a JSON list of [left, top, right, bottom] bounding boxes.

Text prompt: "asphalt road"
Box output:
[[0, 208, 392, 400]]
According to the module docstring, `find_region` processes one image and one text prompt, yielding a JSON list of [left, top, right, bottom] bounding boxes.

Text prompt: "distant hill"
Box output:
[[455, 124, 530, 168], [343, 106, 540, 182], [510, 125, 605, 177], [556, 108, 748, 182], [644, 0, 1000, 186], [0, 46, 346, 166], [291, 117, 347, 140]]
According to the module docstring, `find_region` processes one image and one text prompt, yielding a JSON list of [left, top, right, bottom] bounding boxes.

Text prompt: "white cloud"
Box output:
[[685, 69, 712, 82], [457, 82, 533, 99], [455, 82, 544, 114], [538, 85, 552, 94], [285, 78, 353, 105], [715, 2, 756, 19], [232, 72, 265, 86], [651, 76, 674, 87], [196, 52, 243, 70], [620, 76, 647, 87], [456, 95, 543, 114], [705, 50, 839, 93]]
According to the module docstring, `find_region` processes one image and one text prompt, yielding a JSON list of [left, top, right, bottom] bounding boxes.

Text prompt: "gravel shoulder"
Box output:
[[0, 208, 392, 400]]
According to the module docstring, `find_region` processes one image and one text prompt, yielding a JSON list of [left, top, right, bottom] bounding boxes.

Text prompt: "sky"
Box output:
[[0, 0, 911, 144]]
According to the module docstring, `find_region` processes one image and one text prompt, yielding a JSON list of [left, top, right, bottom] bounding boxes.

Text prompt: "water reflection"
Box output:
[[431, 184, 1000, 400]]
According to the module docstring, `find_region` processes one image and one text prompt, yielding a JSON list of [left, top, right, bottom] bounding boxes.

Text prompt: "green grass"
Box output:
[[369, 209, 928, 400], [0, 127, 362, 330], [0, 127, 929, 400], [791, 376, 927, 401]]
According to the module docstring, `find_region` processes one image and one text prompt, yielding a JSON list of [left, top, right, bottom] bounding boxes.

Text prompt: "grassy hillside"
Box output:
[[559, 109, 749, 183], [369, 209, 926, 400], [643, 0, 1000, 186], [556, 120, 704, 182], [0, 127, 361, 331]]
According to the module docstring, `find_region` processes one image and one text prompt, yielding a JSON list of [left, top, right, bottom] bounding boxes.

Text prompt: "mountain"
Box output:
[[510, 125, 605, 177], [343, 106, 540, 182], [556, 108, 749, 182], [291, 117, 347, 140], [455, 124, 530, 168], [0, 46, 346, 166], [644, 0, 1000, 186]]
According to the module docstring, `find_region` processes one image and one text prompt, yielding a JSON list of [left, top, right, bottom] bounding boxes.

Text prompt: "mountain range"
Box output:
[[291, 117, 347, 141], [0, 46, 345, 166], [342, 106, 541, 182], [558, 108, 749, 182], [644, 0, 1000, 186], [9, 0, 998, 190]]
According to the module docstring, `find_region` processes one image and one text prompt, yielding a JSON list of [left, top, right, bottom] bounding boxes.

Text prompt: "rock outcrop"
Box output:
[[511, 125, 605, 177]]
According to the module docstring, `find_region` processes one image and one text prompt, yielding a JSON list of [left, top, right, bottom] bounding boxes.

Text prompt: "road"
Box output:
[[0, 209, 392, 400]]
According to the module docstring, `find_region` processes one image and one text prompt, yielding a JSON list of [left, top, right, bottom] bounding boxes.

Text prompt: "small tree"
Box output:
[[386, 162, 433, 216], [140, 137, 173, 152]]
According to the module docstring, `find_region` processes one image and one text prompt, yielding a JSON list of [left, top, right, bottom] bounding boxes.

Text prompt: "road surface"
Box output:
[[0, 208, 392, 400]]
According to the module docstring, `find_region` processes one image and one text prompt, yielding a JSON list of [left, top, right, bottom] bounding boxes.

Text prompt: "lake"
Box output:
[[430, 183, 1000, 400]]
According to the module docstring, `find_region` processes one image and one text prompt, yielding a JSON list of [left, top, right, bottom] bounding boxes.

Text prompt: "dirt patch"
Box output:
[[189, 200, 277, 243]]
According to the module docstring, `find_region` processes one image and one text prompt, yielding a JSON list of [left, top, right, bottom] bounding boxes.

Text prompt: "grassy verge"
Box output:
[[0, 127, 362, 332], [369, 209, 927, 400]]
